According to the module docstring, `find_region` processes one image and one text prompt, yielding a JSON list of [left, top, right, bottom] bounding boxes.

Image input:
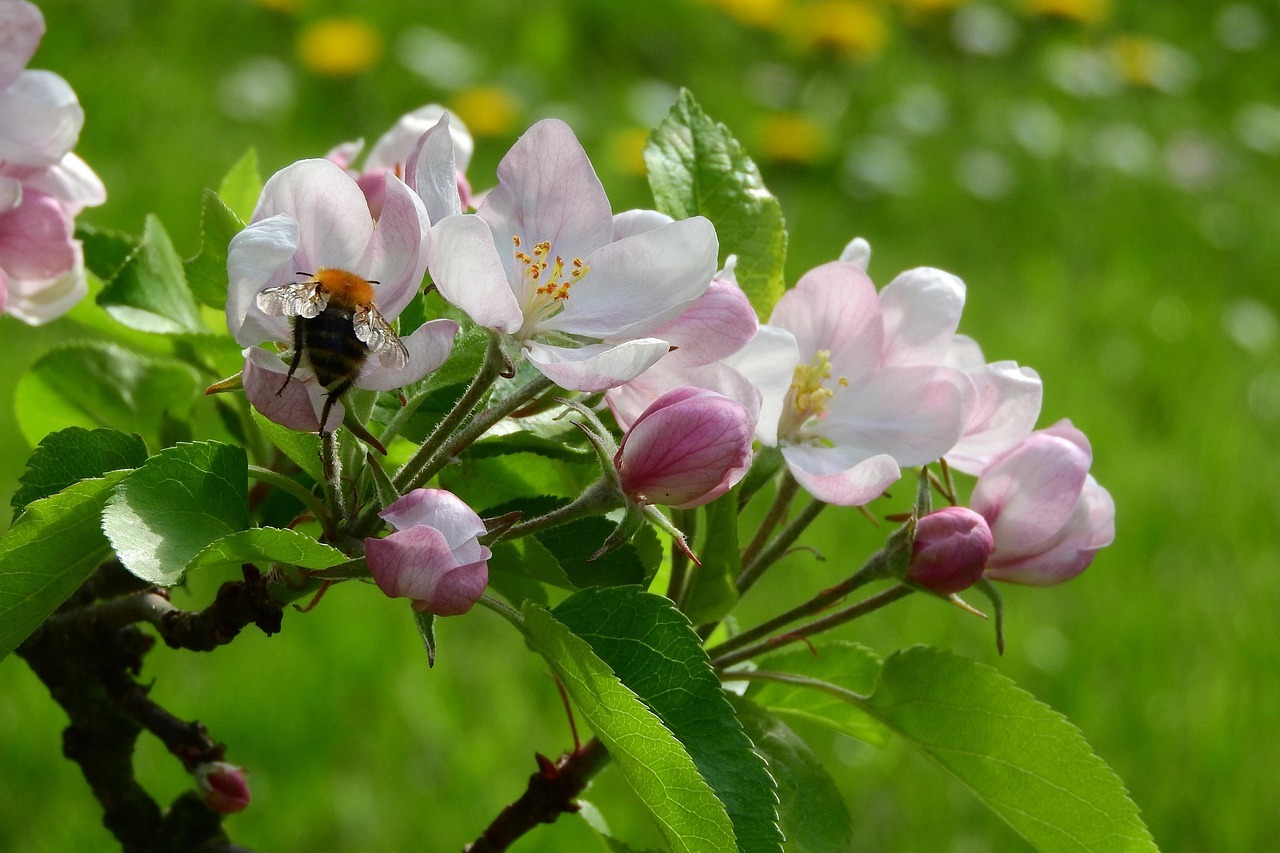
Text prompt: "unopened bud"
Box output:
[[195, 761, 251, 814], [908, 507, 993, 595]]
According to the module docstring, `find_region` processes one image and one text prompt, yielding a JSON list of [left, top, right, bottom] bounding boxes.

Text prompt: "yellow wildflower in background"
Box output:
[[296, 18, 382, 76], [896, 0, 968, 13], [609, 128, 651, 177], [703, 0, 792, 30], [792, 1, 888, 60], [1026, 0, 1110, 25], [759, 112, 826, 164], [451, 87, 520, 137]]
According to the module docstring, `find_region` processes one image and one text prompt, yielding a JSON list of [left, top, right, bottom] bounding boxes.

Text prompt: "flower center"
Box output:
[[780, 350, 848, 438], [512, 235, 590, 338]]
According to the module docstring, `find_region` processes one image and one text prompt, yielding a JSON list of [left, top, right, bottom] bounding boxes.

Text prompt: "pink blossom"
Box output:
[[971, 420, 1115, 585], [0, 0, 104, 324], [944, 334, 1043, 475], [763, 260, 969, 506], [908, 506, 994, 594], [425, 119, 718, 391], [195, 761, 251, 814], [615, 387, 754, 509], [226, 159, 457, 431], [328, 105, 474, 220], [364, 489, 490, 615]]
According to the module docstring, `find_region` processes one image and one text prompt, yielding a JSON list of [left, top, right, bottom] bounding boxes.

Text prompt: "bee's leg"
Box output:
[[278, 319, 304, 396]]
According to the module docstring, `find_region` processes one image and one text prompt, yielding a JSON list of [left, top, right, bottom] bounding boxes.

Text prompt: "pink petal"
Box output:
[[781, 445, 900, 506], [241, 346, 341, 432], [769, 261, 883, 382], [644, 275, 758, 368], [13, 152, 106, 214], [366, 525, 489, 615], [971, 431, 1091, 553], [379, 488, 488, 545], [618, 389, 754, 508], [2, 239, 85, 324], [986, 477, 1114, 585], [721, 325, 800, 447], [479, 119, 614, 262], [544, 215, 718, 339], [356, 318, 458, 392], [607, 359, 762, 434], [425, 213, 523, 333], [0, 188, 75, 278], [878, 267, 966, 367], [360, 175, 429, 319], [946, 359, 1043, 476], [0, 1, 44, 89], [524, 338, 671, 392]]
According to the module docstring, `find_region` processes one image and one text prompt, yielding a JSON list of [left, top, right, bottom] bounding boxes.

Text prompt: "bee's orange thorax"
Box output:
[[312, 268, 375, 309]]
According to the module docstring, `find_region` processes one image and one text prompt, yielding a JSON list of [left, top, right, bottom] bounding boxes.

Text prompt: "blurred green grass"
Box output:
[[4, 0, 1280, 849]]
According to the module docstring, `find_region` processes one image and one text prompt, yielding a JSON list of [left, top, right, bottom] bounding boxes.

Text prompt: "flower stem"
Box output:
[[703, 549, 893, 661], [497, 480, 619, 541], [736, 494, 828, 596], [247, 465, 332, 536], [739, 471, 799, 569], [709, 584, 914, 669]]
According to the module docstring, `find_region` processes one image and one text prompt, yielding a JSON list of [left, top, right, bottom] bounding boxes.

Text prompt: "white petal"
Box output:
[[226, 213, 300, 346], [425, 213, 523, 333], [611, 208, 673, 240], [525, 338, 671, 392], [879, 267, 966, 367], [0, 70, 82, 167], [782, 445, 900, 506], [946, 360, 1043, 475], [0, 1, 44, 90], [251, 159, 372, 273], [2, 240, 86, 325], [769, 261, 883, 380], [822, 365, 968, 466], [838, 236, 871, 270], [357, 318, 458, 391], [361, 175, 429, 319], [545, 216, 717, 338], [406, 112, 462, 225], [721, 324, 799, 447]]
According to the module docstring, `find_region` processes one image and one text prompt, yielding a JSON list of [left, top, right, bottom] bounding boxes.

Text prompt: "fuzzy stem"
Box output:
[[710, 584, 914, 669], [739, 471, 800, 569], [735, 496, 828, 597], [497, 480, 620, 541], [247, 465, 331, 534]]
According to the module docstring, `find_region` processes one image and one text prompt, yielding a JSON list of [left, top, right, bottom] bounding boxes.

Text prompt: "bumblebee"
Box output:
[[256, 268, 408, 433]]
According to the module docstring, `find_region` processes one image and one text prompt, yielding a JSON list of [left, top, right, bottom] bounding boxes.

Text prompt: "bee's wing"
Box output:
[[355, 305, 409, 370], [257, 282, 328, 319]]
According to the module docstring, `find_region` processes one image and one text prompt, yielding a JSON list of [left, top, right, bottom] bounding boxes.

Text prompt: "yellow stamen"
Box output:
[[512, 237, 591, 337], [780, 350, 848, 437]]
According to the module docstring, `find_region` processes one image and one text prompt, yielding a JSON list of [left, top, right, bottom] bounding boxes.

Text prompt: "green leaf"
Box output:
[[102, 441, 249, 586], [747, 642, 891, 746], [487, 537, 577, 591], [183, 527, 346, 573], [729, 696, 854, 853], [251, 409, 324, 482], [645, 89, 787, 317], [77, 224, 138, 283], [0, 472, 128, 662], [467, 432, 594, 463], [217, 147, 263, 222], [522, 601, 736, 853], [97, 214, 206, 334], [412, 608, 437, 668], [555, 588, 782, 853], [864, 646, 1157, 853], [14, 342, 202, 448], [12, 427, 147, 515], [184, 189, 244, 309], [683, 493, 740, 623], [537, 517, 649, 589]]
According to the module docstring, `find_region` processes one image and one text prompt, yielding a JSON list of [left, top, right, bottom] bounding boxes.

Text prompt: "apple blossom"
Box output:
[[194, 761, 251, 815], [0, 0, 104, 325], [226, 158, 457, 432], [328, 104, 474, 219], [907, 506, 994, 594], [615, 387, 755, 509], [425, 118, 718, 392], [364, 489, 490, 615], [944, 334, 1043, 475], [764, 260, 969, 506], [971, 419, 1115, 585]]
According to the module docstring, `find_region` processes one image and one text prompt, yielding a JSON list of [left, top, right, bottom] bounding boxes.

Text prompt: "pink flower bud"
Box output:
[[908, 506, 994, 594], [195, 761, 250, 815], [615, 387, 754, 509], [971, 420, 1115, 585], [365, 489, 490, 615]]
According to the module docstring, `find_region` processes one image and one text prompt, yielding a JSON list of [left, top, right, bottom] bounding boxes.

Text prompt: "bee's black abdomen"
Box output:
[[295, 306, 369, 393]]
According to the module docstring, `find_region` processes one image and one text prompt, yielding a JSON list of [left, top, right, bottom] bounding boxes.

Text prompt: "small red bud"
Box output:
[[908, 507, 994, 595], [195, 761, 251, 814]]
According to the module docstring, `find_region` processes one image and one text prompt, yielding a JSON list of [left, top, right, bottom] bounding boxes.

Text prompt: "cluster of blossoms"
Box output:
[[0, 0, 104, 324], [227, 105, 1113, 616]]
